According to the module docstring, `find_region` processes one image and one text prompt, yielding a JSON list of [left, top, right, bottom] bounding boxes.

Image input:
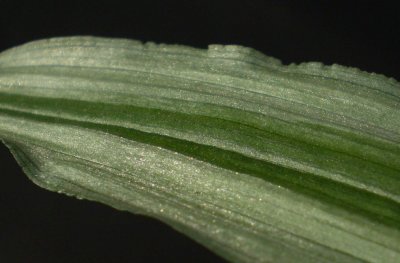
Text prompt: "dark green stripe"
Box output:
[[0, 91, 399, 175]]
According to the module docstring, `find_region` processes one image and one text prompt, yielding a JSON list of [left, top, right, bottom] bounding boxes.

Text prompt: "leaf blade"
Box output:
[[0, 36, 399, 263]]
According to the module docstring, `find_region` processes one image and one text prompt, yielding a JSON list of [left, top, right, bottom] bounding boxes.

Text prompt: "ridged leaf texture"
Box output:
[[0, 37, 399, 263]]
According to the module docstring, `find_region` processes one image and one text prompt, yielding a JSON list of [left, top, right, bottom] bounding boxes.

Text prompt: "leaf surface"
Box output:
[[0, 37, 399, 263]]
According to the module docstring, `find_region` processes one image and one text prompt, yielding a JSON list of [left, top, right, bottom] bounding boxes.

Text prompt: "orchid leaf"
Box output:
[[0, 36, 399, 263]]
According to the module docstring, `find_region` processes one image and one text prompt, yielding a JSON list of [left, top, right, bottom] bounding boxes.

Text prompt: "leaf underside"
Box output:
[[0, 37, 399, 263]]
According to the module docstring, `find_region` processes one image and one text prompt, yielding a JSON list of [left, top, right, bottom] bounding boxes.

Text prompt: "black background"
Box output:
[[0, 1, 399, 263]]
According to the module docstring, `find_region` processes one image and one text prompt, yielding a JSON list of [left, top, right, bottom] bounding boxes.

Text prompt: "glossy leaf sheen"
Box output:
[[0, 37, 399, 263]]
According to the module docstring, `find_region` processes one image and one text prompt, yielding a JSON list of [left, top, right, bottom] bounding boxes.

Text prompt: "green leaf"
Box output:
[[0, 36, 399, 263]]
